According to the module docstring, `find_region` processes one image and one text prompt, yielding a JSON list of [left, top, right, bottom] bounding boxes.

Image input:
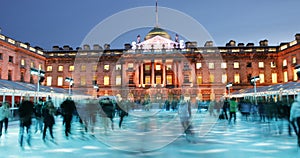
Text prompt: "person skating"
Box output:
[[42, 99, 56, 141], [18, 96, 34, 147], [60, 97, 76, 137]]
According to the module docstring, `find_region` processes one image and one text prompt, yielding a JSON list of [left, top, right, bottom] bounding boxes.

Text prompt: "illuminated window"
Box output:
[[145, 65, 151, 71], [283, 71, 288, 82], [81, 76, 86, 86], [196, 63, 202, 69], [104, 76, 110, 85], [208, 63, 214, 69], [156, 76, 161, 84], [258, 62, 264, 68], [30, 62, 34, 68], [69, 65, 74, 71], [47, 66, 53, 72], [81, 65, 86, 71], [58, 65, 63, 72], [294, 69, 298, 81], [292, 56, 297, 64], [155, 65, 161, 70], [57, 76, 63, 86], [116, 75, 121, 86], [92, 75, 97, 82], [38, 64, 42, 70], [21, 59, 25, 66], [283, 59, 287, 67], [233, 62, 239, 68], [209, 74, 214, 83], [271, 61, 276, 68], [197, 75, 202, 85], [259, 74, 265, 83], [167, 75, 172, 84], [166, 64, 172, 70], [272, 73, 277, 83], [46, 76, 52, 86], [145, 76, 151, 84], [116, 64, 121, 70], [234, 73, 240, 84], [222, 74, 227, 84], [221, 62, 227, 69], [92, 65, 97, 72], [104, 64, 109, 71], [128, 63, 134, 69]]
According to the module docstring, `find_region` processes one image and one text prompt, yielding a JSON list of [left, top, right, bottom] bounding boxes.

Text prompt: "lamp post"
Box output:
[[93, 84, 99, 98], [30, 68, 45, 102], [65, 77, 74, 96], [251, 76, 260, 105], [226, 82, 233, 97]]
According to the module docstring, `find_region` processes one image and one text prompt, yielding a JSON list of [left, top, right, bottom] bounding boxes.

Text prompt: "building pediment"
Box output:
[[133, 35, 183, 50]]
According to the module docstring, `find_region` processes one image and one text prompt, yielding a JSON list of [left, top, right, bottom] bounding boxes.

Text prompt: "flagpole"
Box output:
[[155, 0, 158, 27]]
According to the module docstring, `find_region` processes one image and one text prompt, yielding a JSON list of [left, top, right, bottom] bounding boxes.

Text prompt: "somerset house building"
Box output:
[[0, 26, 299, 105]]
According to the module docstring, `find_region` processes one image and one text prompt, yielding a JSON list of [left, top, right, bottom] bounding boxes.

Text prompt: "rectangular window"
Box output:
[[145, 65, 151, 71], [167, 75, 172, 85], [116, 64, 121, 70], [292, 56, 297, 64], [8, 56, 13, 63], [104, 64, 110, 71], [233, 62, 239, 69], [234, 73, 240, 84], [283, 71, 288, 82], [221, 62, 227, 69], [104, 76, 109, 85], [8, 70, 12, 81], [271, 61, 276, 68], [69, 65, 74, 71], [283, 59, 287, 67], [145, 76, 151, 84], [294, 69, 298, 81], [155, 65, 161, 70], [57, 76, 63, 86], [21, 59, 25, 66], [272, 73, 277, 83], [222, 74, 227, 84], [0, 53, 2, 60], [20, 72, 25, 82], [46, 76, 52, 86], [116, 75, 121, 86], [246, 62, 252, 68], [258, 62, 264, 68], [197, 75, 202, 85], [81, 76, 86, 86], [47, 66, 53, 72], [209, 74, 214, 83], [58, 65, 63, 72], [30, 62, 34, 68], [128, 63, 134, 69], [38, 64, 42, 70], [196, 63, 202, 69], [208, 63, 214, 69], [259, 74, 265, 83], [81, 65, 86, 72], [166, 64, 172, 70], [156, 75, 161, 84], [92, 65, 97, 72]]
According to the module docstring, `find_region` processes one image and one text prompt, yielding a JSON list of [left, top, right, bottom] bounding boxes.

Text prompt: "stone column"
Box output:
[[162, 59, 166, 87], [140, 63, 144, 86], [135, 62, 139, 87], [122, 62, 127, 88], [151, 60, 155, 87], [174, 61, 177, 87]]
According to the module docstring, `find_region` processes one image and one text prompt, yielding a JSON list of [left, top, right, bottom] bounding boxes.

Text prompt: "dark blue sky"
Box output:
[[0, 0, 299, 50]]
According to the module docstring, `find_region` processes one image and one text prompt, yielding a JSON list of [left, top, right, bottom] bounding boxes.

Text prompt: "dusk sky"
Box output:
[[0, 0, 299, 50]]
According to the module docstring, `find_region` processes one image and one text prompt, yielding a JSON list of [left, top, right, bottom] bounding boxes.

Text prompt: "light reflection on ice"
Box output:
[[44, 148, 79, 153]]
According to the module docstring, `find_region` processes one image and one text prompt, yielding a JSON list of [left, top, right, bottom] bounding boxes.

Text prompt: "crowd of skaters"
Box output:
[[0, 93, 300, 148]]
